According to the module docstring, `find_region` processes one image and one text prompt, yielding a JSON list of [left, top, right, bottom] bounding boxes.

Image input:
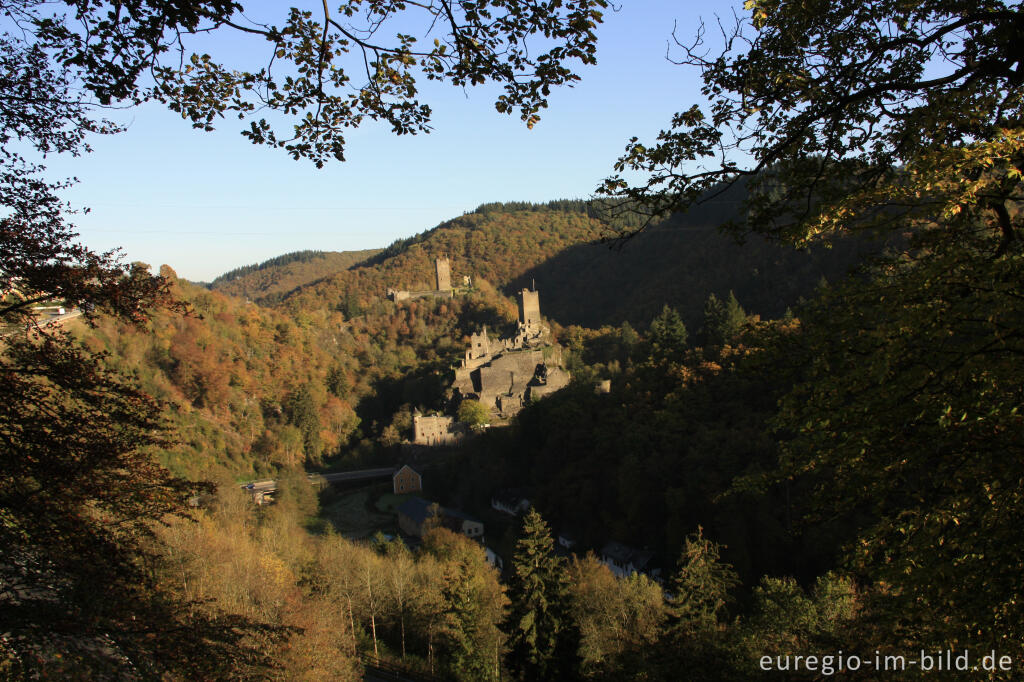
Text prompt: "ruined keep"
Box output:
[[387, 256, 456, 302], [452, 286, 570, 419], [435, 256, 452, 291], [518, 287, 540, 327]]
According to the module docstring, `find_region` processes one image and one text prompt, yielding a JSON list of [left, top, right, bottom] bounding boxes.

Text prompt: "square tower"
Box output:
[[518, 287, 541, 326], [435, 256, 452, 291]]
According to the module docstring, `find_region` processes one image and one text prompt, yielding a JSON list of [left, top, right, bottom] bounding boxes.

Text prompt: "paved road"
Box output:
[[1, 309, 83, 338]]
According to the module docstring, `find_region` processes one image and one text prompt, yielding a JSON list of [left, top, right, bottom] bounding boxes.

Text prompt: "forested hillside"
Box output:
[[209, 249, 381, 304], [8, 0, 1023, 676], [278, 205, 610, 315], [510, 215, 877, 329], [268, 199, 873, 332], [76, 261, 533, 476]]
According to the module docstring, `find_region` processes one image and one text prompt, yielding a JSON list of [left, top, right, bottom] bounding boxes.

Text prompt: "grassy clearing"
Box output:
[[321, 485, 397, 539], [375, 491, 417, 514]]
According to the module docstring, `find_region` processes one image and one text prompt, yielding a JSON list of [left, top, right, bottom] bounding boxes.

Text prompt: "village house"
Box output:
[[598, 541, 660, 579], [392, 464, 422, 495], [397, 497, 485, 540], [490, 489, 531, 516]]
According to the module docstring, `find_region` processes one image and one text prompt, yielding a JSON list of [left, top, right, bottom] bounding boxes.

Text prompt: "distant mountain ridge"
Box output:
[[209, 249, 381, 303]]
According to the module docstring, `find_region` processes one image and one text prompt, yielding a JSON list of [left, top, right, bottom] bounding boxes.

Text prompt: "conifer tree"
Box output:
[[647, 304, 688, 362], [702, 291, 746, 346], [667, 528, 739, 638], [505, 508, 577, 680], [286, 384, 322, 460]]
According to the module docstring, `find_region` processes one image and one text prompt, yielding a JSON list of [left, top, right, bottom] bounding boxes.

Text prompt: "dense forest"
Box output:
[[4, 0, 1023, 680], [209, 249, 382, 304]]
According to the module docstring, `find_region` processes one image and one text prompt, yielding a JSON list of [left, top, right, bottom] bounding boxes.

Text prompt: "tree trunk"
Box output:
[[400, 610, 406, 659], [347, 596, 357, 655], [429, 627, 435, 675], [371, 612, 378, 657]]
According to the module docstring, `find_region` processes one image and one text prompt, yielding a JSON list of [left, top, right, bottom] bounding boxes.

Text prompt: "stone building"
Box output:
[[412, 411, 461, 446], [392, 464, 423, 494], [387, 256, 456, 302], [452, 286, 570, 419]]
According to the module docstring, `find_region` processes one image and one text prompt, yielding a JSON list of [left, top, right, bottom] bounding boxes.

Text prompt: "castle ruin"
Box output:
[[452, 286, 570, 419], [435, 255, 451, 291], [388, 256, 457, 302], [412, 411, 462, 446]]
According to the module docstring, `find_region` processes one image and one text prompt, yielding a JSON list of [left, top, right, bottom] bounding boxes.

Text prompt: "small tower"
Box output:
[[469, 326, 491, 360], [518, 287, 541, 327], [435, 256, 452, 291]]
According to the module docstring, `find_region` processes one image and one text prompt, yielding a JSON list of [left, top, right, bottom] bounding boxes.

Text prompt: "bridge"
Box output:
[[240, 467, 398, 503]]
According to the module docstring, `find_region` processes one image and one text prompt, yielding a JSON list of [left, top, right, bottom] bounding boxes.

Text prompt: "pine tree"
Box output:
[[647, 304, 688, 362], [702, 291, 746, 346], [667, 528, 739, 638], [505, 508, 577, 680], [286, 384, 322, 460]]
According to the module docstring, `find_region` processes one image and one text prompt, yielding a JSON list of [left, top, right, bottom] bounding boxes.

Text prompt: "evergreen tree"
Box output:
[[505, 508, 577, 680], [425, 528, 507, 682], [441, 560, 493, 681], [648, 529, 743, 682], [326, 364, 349, 398], [286, 385, 322, 460], [667, 528, 740, 638], [702, 291, 746, 346], [647, 304, 688, 362], [618, 321, 640, 362]]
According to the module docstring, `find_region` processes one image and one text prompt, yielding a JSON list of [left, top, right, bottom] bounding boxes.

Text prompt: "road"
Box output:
[[1, 308, 83, 339]]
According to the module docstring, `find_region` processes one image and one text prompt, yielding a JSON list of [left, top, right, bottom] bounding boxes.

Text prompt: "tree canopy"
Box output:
[[600, 0, 1023, 251], [5, 0, 606, 166], [596, 0, 1024, 655]]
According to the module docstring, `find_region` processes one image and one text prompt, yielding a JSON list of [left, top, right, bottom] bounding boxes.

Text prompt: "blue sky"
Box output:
[[45, 0, 739, 281]]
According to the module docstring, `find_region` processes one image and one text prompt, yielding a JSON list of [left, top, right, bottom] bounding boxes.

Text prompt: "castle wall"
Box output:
[[448, 289, 567, 421], [529, 367, 571, 400], [475, 350, 543, 409]]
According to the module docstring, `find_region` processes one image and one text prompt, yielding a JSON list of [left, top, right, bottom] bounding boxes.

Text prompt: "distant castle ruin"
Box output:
[[452, 286, 570, 419], [407, 283, 571, 446], [388, 256, 470, 302]]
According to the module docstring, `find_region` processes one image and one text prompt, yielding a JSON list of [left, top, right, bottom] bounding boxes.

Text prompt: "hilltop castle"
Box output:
[[388, 256, 470, 302], [451, 286, 570, 419], [407, 283, 571, 446]]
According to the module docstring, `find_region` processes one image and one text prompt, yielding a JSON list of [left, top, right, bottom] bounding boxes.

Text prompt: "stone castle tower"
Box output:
[[435, 256, 452, 292], [518, 287, 540, 326]]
